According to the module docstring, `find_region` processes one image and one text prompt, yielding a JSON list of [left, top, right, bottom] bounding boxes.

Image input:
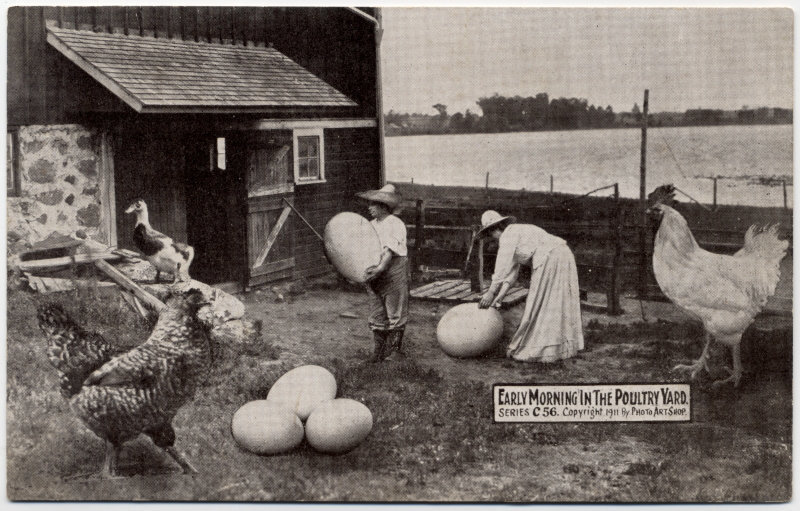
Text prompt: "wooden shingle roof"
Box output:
[[46, 25, 358, 113]]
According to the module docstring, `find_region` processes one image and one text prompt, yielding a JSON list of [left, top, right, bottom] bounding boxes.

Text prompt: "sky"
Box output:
[[380, 7, 794, 115]]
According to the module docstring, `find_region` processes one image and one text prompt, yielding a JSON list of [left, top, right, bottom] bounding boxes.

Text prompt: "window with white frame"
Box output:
[[293, 128, 325, 183]]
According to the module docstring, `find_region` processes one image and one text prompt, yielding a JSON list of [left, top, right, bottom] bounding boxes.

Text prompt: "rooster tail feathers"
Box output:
[[738, 223, 789, 264], [36, 303, 113, 398], [736, 222, 788, 305]]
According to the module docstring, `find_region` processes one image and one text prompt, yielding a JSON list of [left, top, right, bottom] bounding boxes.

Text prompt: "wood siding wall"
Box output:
[[293, 127, 381, 279], [7, 6, 378, 125]]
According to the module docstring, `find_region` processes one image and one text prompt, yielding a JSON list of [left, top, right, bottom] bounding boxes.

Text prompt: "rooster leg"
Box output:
[[164, 446, 198, 475], [673, 331, 712, 379], [148, 424, 198, 475], [61, 442, 123, 481], [97, 441, 123, 478], [713, 343, 743, 388]]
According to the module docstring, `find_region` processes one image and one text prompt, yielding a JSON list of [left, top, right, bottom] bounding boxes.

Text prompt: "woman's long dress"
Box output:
[[490, 224, 584, 362]]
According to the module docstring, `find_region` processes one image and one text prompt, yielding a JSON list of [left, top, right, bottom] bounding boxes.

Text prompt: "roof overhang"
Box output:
[[47, 24, 358, 115]]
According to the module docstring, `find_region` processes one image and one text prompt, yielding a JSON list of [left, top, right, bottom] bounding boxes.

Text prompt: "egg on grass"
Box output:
[[305, 398, 373, 454], [266, 364, 337, 420], [231, 400, 304, 455], [436, 302, 504, 358]]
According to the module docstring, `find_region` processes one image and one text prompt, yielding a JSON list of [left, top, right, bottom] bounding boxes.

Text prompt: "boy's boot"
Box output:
[[370, 330, 389, 362], [385, 329, 406, 361]]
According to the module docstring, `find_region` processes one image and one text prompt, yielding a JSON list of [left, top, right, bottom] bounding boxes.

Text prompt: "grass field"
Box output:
[[5, 278, 792, 502]]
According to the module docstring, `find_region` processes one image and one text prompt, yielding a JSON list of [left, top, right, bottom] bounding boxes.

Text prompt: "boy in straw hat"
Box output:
[[477, 210, 584, 363], [356, 184, 410, 362]]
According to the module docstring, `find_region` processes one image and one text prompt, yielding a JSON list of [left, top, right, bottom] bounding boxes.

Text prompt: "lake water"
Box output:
[[385, 125, 793, 208]]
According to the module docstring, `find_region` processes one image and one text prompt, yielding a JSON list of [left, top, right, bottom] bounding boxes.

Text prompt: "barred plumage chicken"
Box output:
[[37, 289, 211, 478]]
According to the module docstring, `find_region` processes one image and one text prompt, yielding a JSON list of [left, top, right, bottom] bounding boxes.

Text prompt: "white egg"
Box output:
[[323, 212, 382, 283], [305, 398, 373, 454], [436, 302, 504, 357], [231, 400, 304, 455], [266, 365, 337, 420]]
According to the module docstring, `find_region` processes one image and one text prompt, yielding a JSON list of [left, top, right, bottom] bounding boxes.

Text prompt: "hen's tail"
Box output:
[[174, 242, 194, 280], [735, 223, 789, 304], [36, 303, 114, 398]]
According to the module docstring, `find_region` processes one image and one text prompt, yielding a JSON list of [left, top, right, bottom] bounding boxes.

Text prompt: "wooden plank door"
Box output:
[[231, 131, 296, 287]]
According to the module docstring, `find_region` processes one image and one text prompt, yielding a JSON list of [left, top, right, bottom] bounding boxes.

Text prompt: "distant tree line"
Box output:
[[384, 93, 793, 136]]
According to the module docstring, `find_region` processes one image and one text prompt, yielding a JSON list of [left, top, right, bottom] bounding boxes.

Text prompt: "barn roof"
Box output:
[[46, 25, 358, 114]]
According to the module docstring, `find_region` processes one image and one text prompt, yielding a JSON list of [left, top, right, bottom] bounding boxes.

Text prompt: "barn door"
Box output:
[[231, 131, 296, 287]]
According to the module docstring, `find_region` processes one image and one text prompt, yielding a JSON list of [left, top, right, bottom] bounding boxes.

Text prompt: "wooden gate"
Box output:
[[231, 131, 296, 287]]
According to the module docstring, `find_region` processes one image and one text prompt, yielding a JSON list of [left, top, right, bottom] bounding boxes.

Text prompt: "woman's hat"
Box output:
[[356, 184, 401, 210], [477, 210, 516, 237]]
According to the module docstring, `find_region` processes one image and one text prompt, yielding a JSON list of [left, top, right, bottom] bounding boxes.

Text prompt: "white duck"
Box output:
[[125, 199, 194, 283]]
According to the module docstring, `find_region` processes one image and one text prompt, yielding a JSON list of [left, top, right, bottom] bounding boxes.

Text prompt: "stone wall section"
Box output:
[[7, 125, 109, 255]]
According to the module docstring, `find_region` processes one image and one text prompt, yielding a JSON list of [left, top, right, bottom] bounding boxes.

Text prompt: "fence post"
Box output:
[[414, 199, 425, 275], [607, 183, 622, 315], [550, 175, 554, 193], [713, 177, 718, 209], [637, 89, 649, 299], [485, 172, 489, 192], [783, 180, 788, 209]]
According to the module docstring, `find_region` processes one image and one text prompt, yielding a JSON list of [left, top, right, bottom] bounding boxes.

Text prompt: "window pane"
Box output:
[[298, 136, 318, 158], [216, 137, 226, 170], [306, 157, 319, 178], [299, 159, 309, 178]]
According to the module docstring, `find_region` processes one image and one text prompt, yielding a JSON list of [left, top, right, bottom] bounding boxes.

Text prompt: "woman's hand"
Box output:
[[478, 292, 495, 309]]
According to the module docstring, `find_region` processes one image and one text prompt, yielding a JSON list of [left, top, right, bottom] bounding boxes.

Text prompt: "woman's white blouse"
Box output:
[[491, 224, 566, 286], [371, 214, 408, 257]]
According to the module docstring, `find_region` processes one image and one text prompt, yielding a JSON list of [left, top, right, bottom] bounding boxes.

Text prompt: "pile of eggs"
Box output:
[[231, 365, 373, 455]]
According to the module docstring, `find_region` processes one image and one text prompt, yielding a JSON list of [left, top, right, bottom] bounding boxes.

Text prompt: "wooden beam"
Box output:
[[250, 257, 295, 278], [94, 259, 166, 312], [99, 131, 117, 247], [222, 118, 376, 131], [477, 237, 486, 290], [253, 206, 292, 269], [17, 251, 123, 272], [120, 290, 149, 319]]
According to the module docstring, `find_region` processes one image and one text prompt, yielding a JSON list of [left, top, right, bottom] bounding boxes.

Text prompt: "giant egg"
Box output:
[[436, 302, 504, 357], [323, 212, 382, 283], [231, 400, 304, 455], [305, 398, 373, 454], [266, 365, 337, 421]]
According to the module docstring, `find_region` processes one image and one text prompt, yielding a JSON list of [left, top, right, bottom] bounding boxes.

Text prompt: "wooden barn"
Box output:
[[7, 6, 384, 289]]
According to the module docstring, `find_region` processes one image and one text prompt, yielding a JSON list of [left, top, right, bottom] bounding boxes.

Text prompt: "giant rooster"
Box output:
[[647, 184, 788, 387]]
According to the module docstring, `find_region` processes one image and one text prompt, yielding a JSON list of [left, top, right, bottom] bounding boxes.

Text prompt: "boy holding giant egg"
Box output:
[[357, 184, 410, 362]]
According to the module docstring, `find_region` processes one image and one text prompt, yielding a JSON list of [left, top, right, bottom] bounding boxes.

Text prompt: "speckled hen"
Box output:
[[37, 289, 212, 477]]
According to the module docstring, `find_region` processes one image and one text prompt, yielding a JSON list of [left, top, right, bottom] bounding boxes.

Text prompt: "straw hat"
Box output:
[[477, 210, 516, 237], [356, 184, 401, 210]]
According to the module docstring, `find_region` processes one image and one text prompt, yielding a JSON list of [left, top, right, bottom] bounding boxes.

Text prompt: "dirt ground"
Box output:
[[5, 277, 792, 502]]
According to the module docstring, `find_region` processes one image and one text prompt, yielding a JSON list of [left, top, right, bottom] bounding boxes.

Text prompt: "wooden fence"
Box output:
[[395, 182, 793, 316]]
